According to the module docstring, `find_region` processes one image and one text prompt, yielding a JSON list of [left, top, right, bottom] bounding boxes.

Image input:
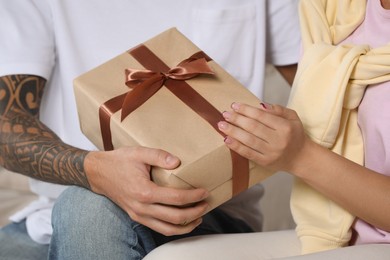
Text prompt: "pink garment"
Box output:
[[341, 0, 390, 245]]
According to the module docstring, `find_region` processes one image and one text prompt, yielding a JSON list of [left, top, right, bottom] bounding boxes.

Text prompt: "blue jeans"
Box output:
[[48, 186, 252, 260], [0, 220, 49, 260]]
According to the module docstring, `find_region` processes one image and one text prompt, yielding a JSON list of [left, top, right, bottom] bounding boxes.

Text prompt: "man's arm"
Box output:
[[0, 74, 209, 235], [0, 75, 90, 188], [275, 64, 297, 86]]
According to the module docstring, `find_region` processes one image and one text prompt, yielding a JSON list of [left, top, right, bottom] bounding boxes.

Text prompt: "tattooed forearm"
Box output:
[[0, 75, 43, 116], [0, 75, 90, 188]]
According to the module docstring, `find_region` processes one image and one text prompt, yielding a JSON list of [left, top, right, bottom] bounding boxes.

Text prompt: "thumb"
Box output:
[[134, 147, 181, 169], [163, 153, 181, 169]]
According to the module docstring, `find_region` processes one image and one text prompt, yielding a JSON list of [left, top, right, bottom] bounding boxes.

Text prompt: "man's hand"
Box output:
[[85, 146, 210, 236]]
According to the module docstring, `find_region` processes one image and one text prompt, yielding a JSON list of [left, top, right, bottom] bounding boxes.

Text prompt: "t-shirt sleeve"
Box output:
[[0, 0, 55, 79], [266, 0, 301, 66]]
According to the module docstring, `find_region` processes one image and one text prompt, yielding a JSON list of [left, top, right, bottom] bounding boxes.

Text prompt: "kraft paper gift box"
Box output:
[[74, 27, 273, 211]]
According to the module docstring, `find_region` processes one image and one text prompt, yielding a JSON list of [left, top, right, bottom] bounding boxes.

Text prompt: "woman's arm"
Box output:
[[218, 102, 390, 232]]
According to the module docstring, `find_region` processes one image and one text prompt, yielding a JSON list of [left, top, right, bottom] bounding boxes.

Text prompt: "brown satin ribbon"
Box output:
[[98, 44, 249, 195]]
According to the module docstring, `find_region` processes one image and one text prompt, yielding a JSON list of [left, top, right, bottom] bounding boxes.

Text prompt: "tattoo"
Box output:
[[0, 75, 90, 188]]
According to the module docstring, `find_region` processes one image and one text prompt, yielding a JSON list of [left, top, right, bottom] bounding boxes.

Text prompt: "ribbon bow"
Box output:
[[121, 55, 214, 121], [98, 45, 249, 195]]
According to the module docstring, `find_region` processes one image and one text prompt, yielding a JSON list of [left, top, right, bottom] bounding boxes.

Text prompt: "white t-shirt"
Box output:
[[0, 0, 300, 243]]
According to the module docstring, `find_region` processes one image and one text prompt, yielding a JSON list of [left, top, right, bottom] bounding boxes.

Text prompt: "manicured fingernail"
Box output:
[[218, 121, 227, 130], [224, 136, 233, 144], [222, 111, 231, 120], [231, 102, 240, 111], [260, 102, 272, 110]]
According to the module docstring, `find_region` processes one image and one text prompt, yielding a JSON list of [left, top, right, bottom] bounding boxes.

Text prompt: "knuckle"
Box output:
[[257, 109, 267, 118], [240, 146, 262, 165], [242, 149, 256, 162], [185, 225, 197, 234], [156, 149, 168, 163], [245, 121, 258, 133], [281, 122, 293, 137], [169, 191, 183, 204], [227, 138, 240, 150], [174, 216, 187, 225], [240, 103, 250, 113], [136, 189, 154, 203], [127, 146, 143, 158], [127, 208, 142, 222], [130, 212, 141, 222]]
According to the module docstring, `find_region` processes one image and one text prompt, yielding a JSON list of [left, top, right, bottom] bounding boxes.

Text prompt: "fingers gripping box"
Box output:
[[74, 28, 273, 212]]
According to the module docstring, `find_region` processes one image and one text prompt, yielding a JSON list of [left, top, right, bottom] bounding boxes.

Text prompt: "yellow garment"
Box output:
[[288, 0, 390, 254]]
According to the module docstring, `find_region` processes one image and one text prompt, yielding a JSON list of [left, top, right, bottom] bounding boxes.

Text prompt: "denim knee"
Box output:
[[51, 186, 129, 230], [49, 186, 153, 260]]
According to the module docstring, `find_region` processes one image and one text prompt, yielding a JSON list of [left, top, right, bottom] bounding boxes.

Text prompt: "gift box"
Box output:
[[74, 28, 273, 211]]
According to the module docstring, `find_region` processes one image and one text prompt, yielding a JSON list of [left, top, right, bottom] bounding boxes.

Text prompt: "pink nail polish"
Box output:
[[260, 102, 267, 109], [218, 121, 227, 130], [224, 136, 232, 144], [222, 111, 231, 120], [231, 102, 240, 111]]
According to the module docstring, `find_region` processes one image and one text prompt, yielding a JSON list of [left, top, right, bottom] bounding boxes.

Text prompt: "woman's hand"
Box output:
[[217, 102, 311, 174]]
